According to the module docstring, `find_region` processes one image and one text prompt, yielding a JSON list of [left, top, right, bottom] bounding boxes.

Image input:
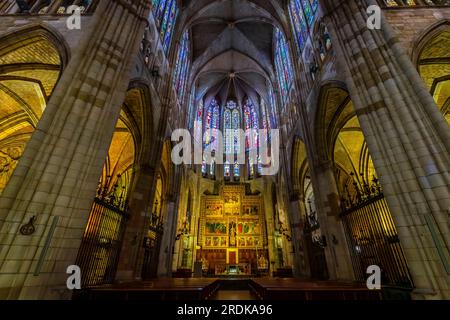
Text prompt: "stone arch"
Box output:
[[0, 23, 70, 68], [291, 136, 307, 195], [313, 81, 351, 163], [412, 20, 450, 123], [411, 20, 450, 67], [314, 81, 378, 195], [0, 24, 69, 194], [125, 80, 155, 165]]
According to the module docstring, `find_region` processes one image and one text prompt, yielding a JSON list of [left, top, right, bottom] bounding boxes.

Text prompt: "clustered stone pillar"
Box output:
[[157, 197, 178, 277], [0, 0, 150, 299], [289, 193, 311, 278], [116, 165, 156, 281], [312, 161, 355, 281], [321, 0, 450, 299]]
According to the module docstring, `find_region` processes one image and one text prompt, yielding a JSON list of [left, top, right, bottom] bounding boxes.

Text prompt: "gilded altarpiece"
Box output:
[[198, 185, 268, 275]]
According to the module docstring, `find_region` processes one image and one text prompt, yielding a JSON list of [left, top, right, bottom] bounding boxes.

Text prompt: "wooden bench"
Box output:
[[250, 279, 382, 300], [73, 278, 221, 301]]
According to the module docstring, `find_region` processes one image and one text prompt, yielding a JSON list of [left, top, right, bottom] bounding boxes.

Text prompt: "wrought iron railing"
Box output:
[[340, 176, 413, 288], [75, 177, 129, 287]]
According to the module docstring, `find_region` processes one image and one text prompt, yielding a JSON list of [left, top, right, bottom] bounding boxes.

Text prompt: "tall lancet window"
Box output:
[[204, 99, 220, 152], [232, 109, 241, 154], [269, 86, 278, 129], [202, 99, 220, 177], [173, 30, 190, 103], [194, 98, 204, 145], [259, 98, 273, 175], [274, 29, 294, 105], [151, 0, 179, 55], [224, 108, 232, 154], [244, 98, 259, 178], [223, 101, 240, 178], [224, 101, 240, 154], [289, 0, 319, 53]]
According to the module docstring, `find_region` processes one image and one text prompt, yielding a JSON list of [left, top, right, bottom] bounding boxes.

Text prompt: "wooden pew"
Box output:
[[73, 278, 221, 301], [250, 279, 382, 300]]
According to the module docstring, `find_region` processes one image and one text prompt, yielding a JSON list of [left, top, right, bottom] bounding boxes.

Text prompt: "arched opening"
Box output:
[[416, 25, 450, 124], [0, 27, 65, 194], [302, 169, 328, 280], [141, 174, 163, 279], [142, 139, 173, 279], [292, 137, 328, 279], [330, 99, 413, 288], [75, 95, 139, 288]]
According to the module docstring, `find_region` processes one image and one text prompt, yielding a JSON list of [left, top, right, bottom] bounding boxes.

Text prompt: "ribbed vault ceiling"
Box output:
[[182, 0, 284, 104]]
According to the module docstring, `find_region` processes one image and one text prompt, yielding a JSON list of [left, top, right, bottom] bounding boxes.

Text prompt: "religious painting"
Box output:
[[200, 185, 266, 252], [224, 194, 240, 205], [204, 236, 227, 248], [224, 206, 240, 216], [243, 205, 258, 216], [229, 221, 237, 247], [205, 221, 227, 235], [237, 221, 260, 235], [205, 203, 223, 216]]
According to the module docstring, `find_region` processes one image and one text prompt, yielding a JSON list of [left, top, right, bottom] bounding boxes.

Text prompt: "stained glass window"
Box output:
[[224, 161, 231, 178], [289, 0, 320, 54], [261, 99, 268, 130], [224, 109, 232, 154], [204, 99, 220, 152], [232, 109, 241, 154], [224, 109, 232, 128], [309, 0, 319, 13], [201, 159, 207, 175], [151, 0, 178, 55], [187, 91, 195, 130], [269, 86, 277, 129], [224, 100, 241, 156], [274, 29, 294, 105], [257, 155, 263, 175], [194, 95, 273, 180], [173, 30, 190, 103], [210, 161, 215, 176], [289, 0, 308, 52], [302, 0, 314, 25], [194, 99, 203, 144], [243, 98, 259, 151], [234, 162, 240, 177]]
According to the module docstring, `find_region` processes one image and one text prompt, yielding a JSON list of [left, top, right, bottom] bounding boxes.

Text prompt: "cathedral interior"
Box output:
[[0, 0, 449, 301]]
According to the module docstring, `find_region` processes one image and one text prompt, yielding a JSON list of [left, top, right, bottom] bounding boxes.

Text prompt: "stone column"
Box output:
[[312, 161, 354, 281], [289, 194, 311, 278], [116, 165, 156, 281], [0, 0, 150, 299], [157, 197, 178, 277], [262, 182, 277, 276], [321, 0, 450, 299]]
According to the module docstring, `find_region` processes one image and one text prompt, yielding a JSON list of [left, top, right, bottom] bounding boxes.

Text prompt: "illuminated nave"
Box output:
[[0, 0, 449, 300]]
